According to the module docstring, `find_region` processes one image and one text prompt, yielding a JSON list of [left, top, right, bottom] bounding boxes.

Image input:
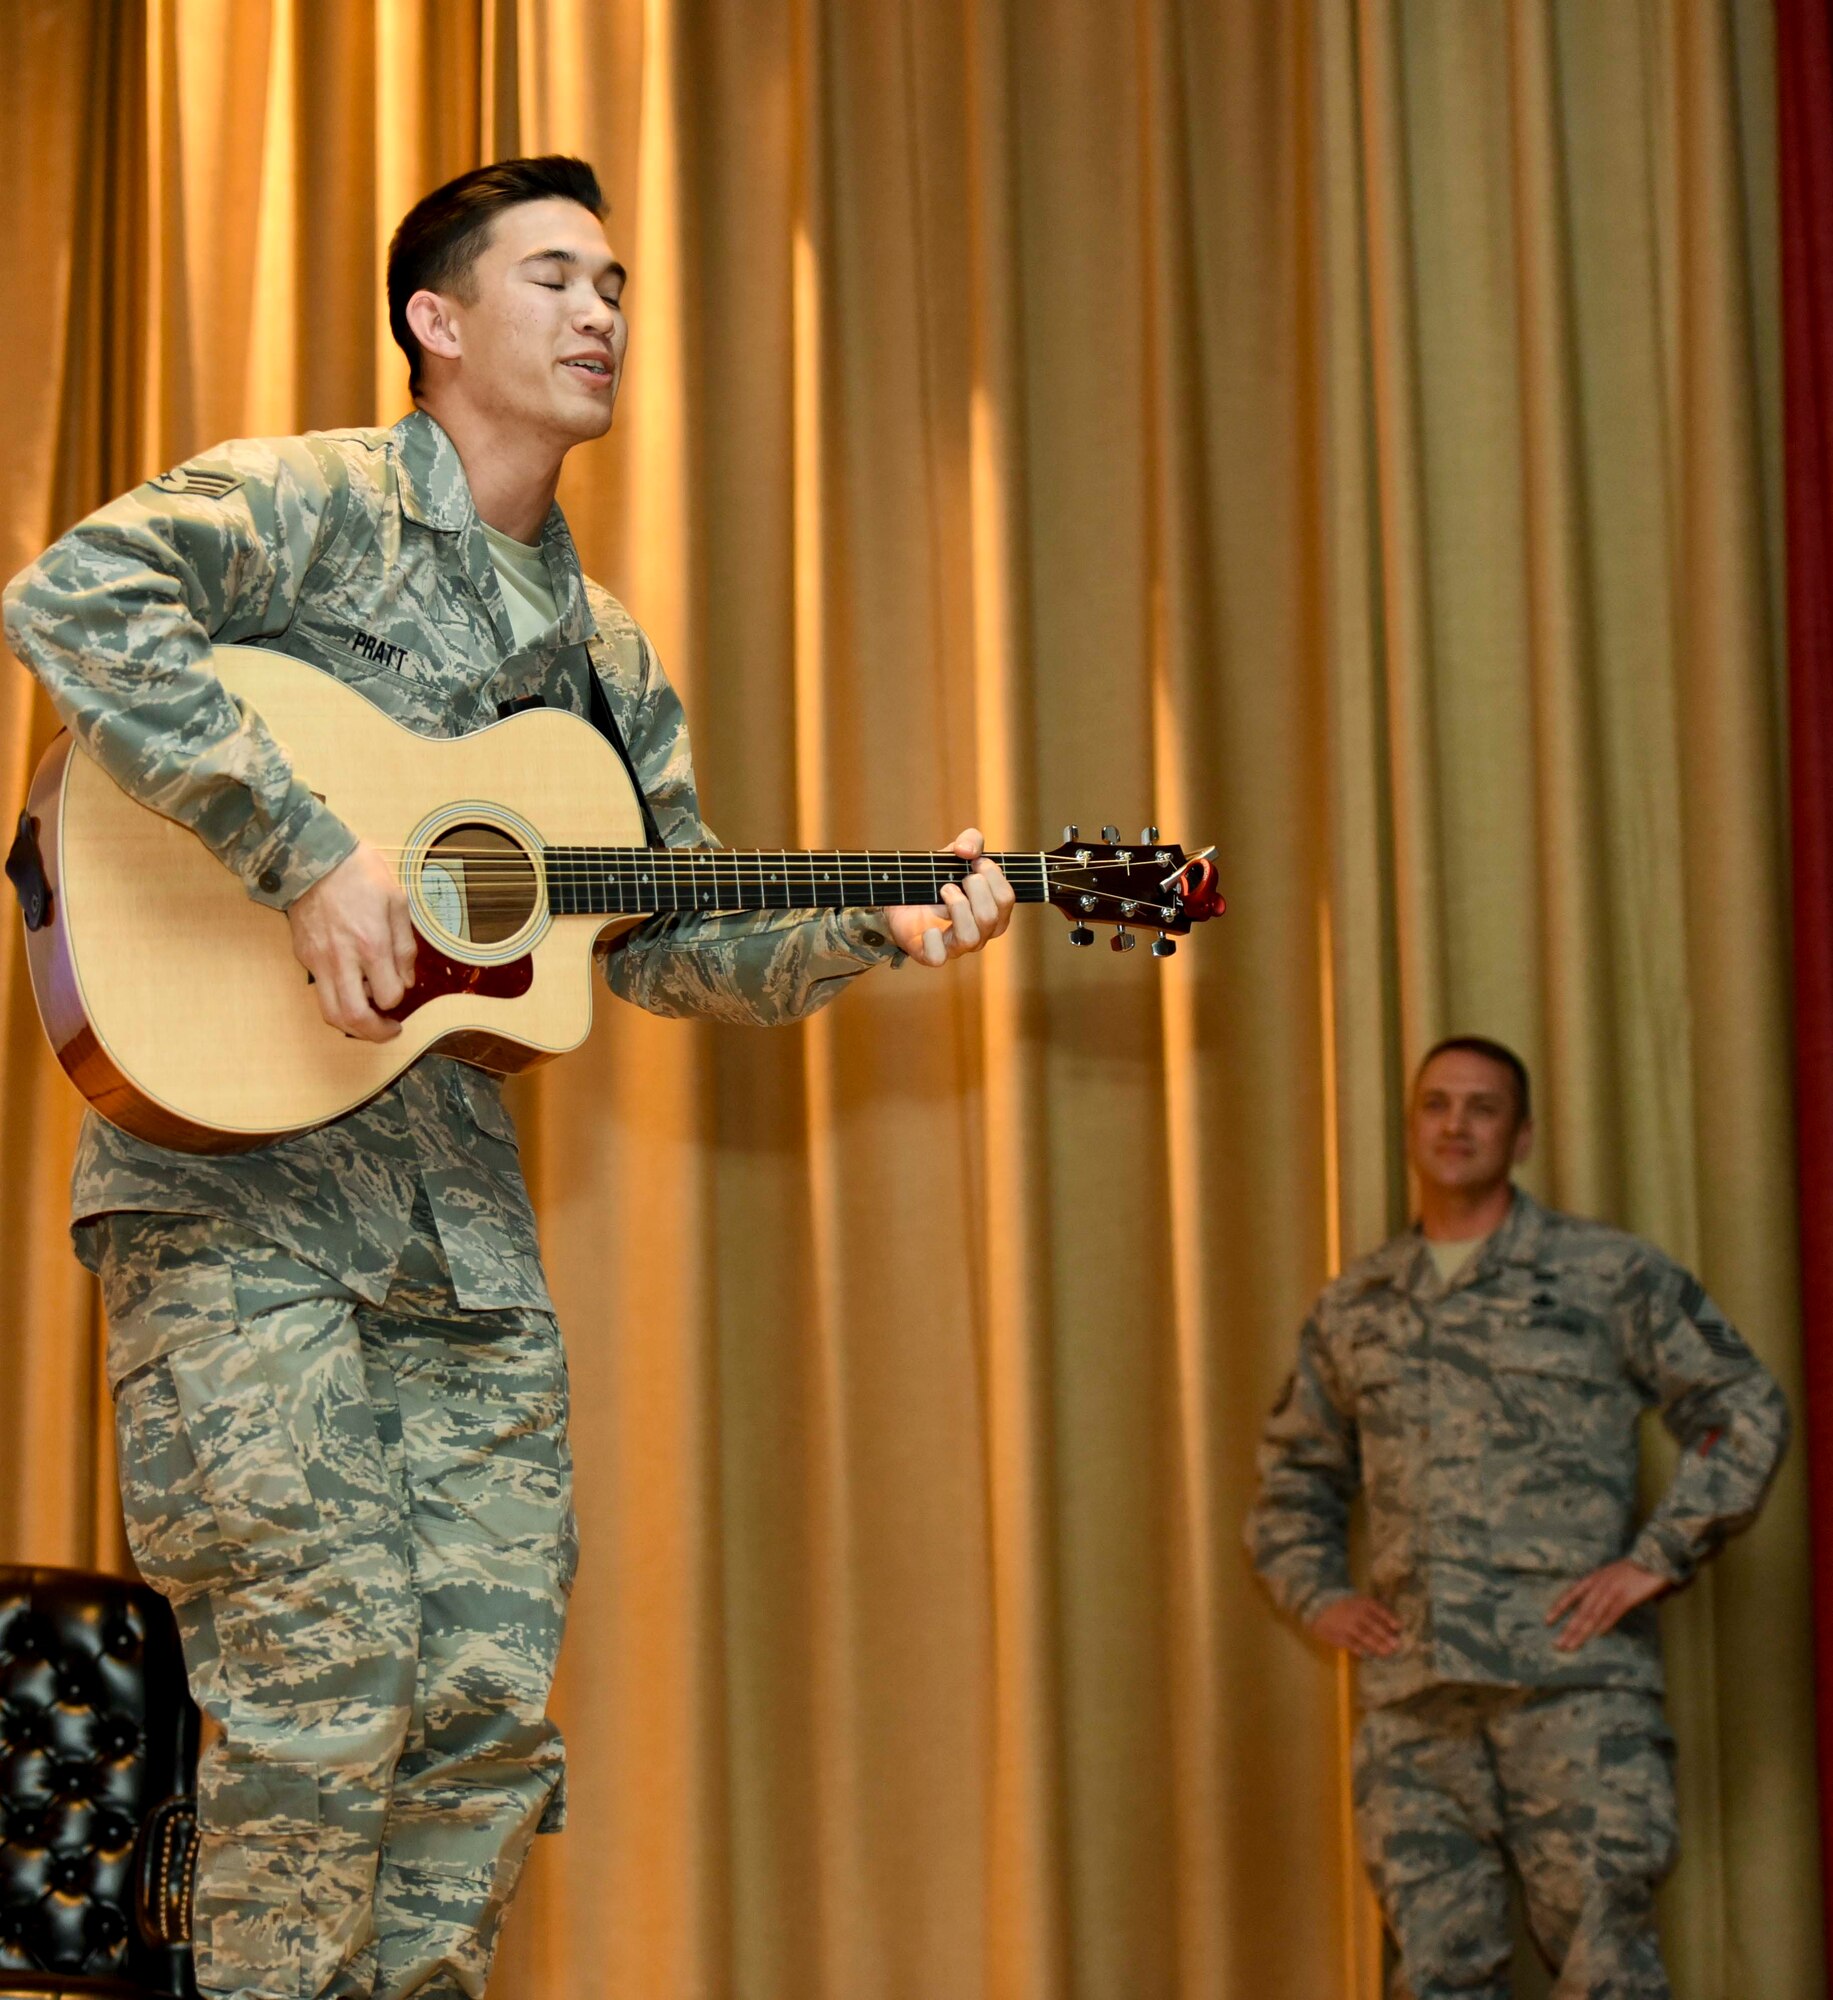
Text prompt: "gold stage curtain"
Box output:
[[0, 2, 1817, 1995]]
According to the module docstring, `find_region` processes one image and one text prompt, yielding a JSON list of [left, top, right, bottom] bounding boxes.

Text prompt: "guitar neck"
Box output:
[[546, 848, 1053, 917]]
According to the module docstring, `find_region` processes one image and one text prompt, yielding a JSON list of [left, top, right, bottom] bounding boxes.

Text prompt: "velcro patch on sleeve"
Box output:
[[148, 465, 244, 502]]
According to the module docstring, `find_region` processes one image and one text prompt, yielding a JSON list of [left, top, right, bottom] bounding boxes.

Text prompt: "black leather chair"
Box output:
[[0, 1568, 197, 1997]]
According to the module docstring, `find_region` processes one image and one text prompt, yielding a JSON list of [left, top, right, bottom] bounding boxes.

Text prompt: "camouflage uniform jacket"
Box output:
[[1244, 1190, 1788, 1705], [3, 410, 900, 1312]]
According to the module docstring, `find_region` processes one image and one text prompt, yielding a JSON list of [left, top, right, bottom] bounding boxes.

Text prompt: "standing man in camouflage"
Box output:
[[3, 156, 1014, 2000], [1245, 1037, 1788, 1999]]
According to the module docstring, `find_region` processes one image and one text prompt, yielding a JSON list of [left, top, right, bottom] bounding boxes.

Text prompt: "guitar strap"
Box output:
[[496, 646, 665, 849]]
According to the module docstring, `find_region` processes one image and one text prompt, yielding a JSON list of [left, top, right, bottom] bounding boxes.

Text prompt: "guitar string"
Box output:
[[369, 851, 1191, 925], [420, 864, 1170, 899], [365, 851, 1170, 865], [400, 860, 1065, 882], [364, 853, 1174, 878], [404, 859, 1171, 886], [399, 854, 1182, 911], [356, 847, 1175, 867], [434, 893, 1176, 921]]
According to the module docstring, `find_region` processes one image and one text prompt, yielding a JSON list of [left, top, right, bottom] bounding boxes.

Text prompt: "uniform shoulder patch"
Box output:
[[148, 465, 244, 502], [1691, 1301, 1750, 1362]]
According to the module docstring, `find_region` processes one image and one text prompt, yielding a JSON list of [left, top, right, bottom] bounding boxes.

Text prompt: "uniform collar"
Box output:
[[1486, 1186, 1550, 1268], [1372, 1184, 1548, 1298], [533, 508, 597, 647], [393, 408, 597, 648], [395, 408, 473, 531]]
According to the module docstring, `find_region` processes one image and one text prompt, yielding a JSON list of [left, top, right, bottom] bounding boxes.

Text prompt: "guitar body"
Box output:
[[25, 645, 644, 1153]]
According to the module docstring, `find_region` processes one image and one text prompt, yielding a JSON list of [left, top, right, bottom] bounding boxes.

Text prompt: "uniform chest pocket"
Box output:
[[279, 577, 483, 709], [1494, 1326, 1613, 1382], [1350, 1334, 1415, 1409], [1347, 1335, 1421, 1507], [1488, 1322, 1622, 1439], [1484, 1331, 1636, 1572]]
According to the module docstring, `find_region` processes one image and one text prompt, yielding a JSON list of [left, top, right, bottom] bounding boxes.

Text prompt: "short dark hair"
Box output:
[[1414, 1035, 1532, 1122], [386, 155, 607, 394]]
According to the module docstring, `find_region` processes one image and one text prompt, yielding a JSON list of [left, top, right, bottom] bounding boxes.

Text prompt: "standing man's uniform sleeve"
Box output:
[[1244, 1313, 1361, 1623], [601, 631, 904, 1027], [3, 439, 357, 910], [1624, 1254, 1790, 1586]]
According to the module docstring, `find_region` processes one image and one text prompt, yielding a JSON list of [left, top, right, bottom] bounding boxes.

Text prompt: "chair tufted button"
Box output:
[[53, 1659, 97, 1708], [3, 1800, 49, 1846], [92, 1807, 136, 1852], [1, 1702, 48, 1751], [0, 1899, 31, 1944], [49, 1851, 91, 1895], [94, 1713, 140, 1761], [49, 1758, 97, 1802], [84, 1901, 128, 1952], [100, 1614, 140, 1659], [1, 1611, 51, 1661]]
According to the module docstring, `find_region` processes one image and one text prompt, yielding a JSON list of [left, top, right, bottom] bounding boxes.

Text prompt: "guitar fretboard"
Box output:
[[545, 848, 1053, 917]]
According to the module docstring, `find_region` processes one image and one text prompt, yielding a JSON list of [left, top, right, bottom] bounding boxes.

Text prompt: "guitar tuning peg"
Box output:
[[1068, 923, 1094, 947], [1101, 825, 1121, 844], [1110, 925, 1136, 953], [1142, 825, 1159, 844], [1151, 933, 1176, 958]]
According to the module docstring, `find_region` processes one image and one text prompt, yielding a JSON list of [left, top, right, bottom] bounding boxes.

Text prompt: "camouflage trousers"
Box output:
[[1353, 1685, 1677, 2000], [87, 1195, 576, 2000]]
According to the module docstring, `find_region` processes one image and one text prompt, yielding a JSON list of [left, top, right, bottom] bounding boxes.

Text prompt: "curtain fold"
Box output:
[[0, 3, 1818, 1995]]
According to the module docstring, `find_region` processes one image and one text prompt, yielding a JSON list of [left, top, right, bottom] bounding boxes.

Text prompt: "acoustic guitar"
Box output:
[[7, 645, 1224, 1155]]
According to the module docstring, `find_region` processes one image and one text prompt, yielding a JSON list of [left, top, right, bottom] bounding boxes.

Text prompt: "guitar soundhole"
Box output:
[[420, 823, 538, 946]]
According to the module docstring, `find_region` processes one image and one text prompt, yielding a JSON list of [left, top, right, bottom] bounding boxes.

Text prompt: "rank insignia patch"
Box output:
[[149, 466, 243, 501]]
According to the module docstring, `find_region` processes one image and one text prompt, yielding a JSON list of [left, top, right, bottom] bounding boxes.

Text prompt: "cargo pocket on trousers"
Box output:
[[193, 1760, 333, 2000], [115, 1329, 327, 1605]]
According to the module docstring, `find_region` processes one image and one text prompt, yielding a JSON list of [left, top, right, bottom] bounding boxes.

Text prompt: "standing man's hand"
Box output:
[[885, 828, 1016, 967], [1311, 1595, 1403, 1659], [287, 839, 418, 1043], [1546, 1560, 1668, 1652]]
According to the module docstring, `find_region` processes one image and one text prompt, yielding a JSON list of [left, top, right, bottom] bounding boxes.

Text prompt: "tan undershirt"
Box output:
[[1427, 1233, 1492, 1283], [483, 523, 559, 651]]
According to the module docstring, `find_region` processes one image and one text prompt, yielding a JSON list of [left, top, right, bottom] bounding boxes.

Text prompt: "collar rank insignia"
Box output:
[[149, 466, 243, 501]]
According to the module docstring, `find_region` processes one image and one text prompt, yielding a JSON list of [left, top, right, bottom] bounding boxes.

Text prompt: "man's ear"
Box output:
[[1513, 1118, 1535, 1166], [405, 289, 462, 365]]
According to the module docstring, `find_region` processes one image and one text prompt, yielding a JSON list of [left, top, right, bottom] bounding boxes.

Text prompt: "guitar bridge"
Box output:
[[6, 810, 52, 931]]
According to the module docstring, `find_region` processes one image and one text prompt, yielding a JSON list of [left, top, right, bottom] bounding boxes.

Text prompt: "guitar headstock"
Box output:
[[1044, 825, 1225, 956]]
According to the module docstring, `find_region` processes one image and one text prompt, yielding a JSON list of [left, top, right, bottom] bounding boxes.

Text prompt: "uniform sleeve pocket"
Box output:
[[117, 1331, 326, 1603]]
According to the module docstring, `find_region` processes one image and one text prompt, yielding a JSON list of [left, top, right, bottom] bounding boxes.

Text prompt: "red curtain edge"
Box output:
[[1779, 0, 1833, 1966]]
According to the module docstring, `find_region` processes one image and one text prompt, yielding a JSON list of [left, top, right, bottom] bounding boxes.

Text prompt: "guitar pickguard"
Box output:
[[376, 943, 534, 1023]]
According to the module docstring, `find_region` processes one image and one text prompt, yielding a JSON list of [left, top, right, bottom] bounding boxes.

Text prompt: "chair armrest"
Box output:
[[133, 1795, 197, 1948]]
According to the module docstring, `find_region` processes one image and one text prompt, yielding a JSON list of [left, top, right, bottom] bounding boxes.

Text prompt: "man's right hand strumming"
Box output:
[[286, 839, 418, 1042]]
